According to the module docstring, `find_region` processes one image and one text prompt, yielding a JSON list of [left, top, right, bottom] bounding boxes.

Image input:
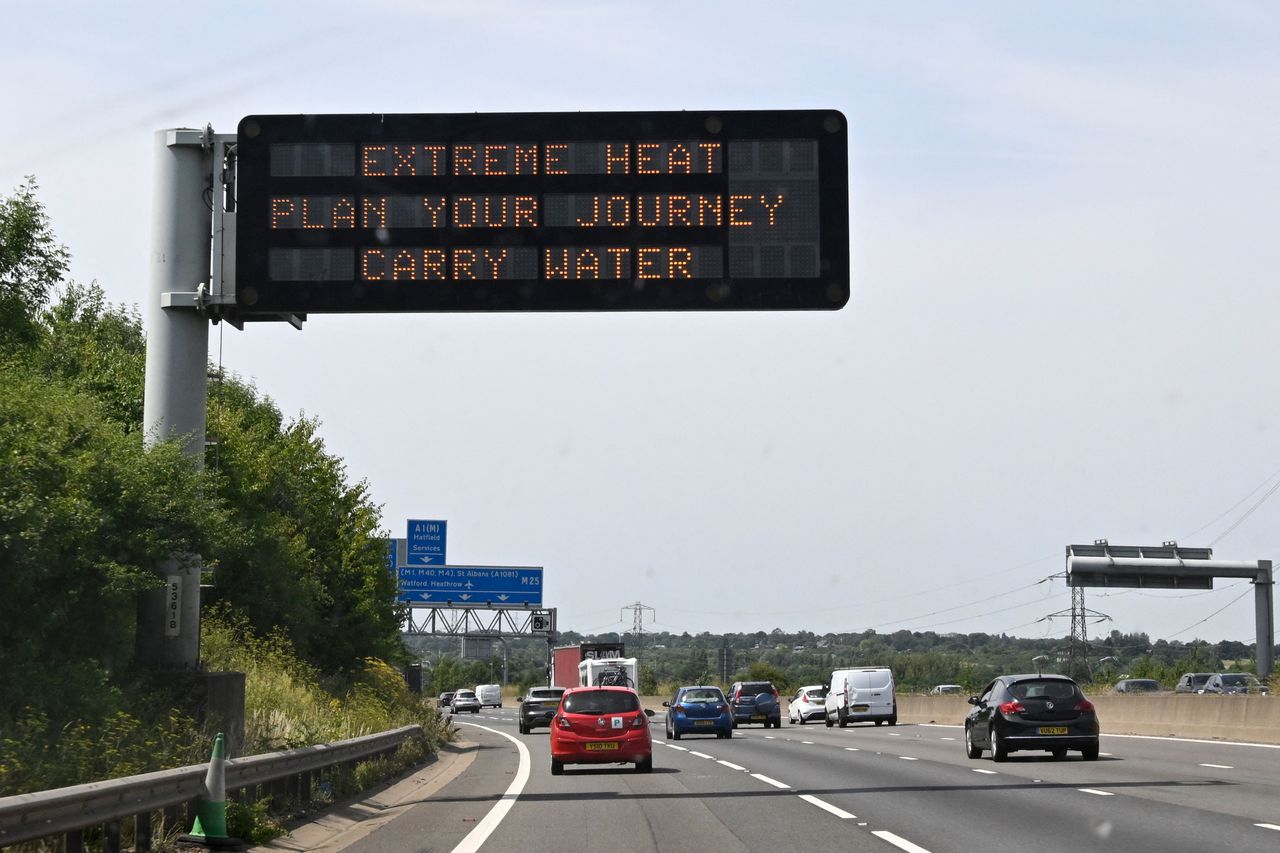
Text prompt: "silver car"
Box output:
[[451, 689, 482, 713]]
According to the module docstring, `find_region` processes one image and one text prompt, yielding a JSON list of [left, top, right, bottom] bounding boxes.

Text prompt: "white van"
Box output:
[[475, 684, 502, 708], [824, 667, 896, 727]]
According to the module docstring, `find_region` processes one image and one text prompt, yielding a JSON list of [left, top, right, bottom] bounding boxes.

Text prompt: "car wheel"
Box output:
[[551, 759, 564, 776], [636, 755, 653, 773], [991, 726, 1009, 762], [825, 714, 834, 728], [1051, 748, 1067, 760], [671, 728, 681, 741], [875, 720, 883, 726], [723, 728, 732, 739], [888, 717, 897, 727], [1081, 742, 1100, 761], [965, 725, 982, 759], [798, 715, 805, 725], [519, 722, 527, 734]]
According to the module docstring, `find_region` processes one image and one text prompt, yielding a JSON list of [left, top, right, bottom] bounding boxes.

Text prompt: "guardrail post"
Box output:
[[65, 828, 83, 853], [300, 770, 313, 805], [103, 819, 121, 853], [135, 811, 153, 850]]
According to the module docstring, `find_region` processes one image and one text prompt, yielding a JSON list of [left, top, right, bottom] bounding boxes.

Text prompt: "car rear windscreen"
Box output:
[[850, 671, 891, 690], [1009, 680, 1078, 700], [563, 690, 640, 714]]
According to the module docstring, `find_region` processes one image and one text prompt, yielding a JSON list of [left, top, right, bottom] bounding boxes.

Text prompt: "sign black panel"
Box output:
[[235, 111, 849, 313]]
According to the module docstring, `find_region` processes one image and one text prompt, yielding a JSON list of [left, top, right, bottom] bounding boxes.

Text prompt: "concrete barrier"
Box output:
[[641, 694, 1280, 743], [896, 695, 1280, 744]]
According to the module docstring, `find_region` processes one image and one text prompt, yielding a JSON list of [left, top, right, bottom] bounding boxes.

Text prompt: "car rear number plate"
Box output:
[[695, 720, 713, 726], [751, 715, 766, 721], [852, 705, 870, 713], [585, 742, 619, 751], [1038, 727, 1069, 735]]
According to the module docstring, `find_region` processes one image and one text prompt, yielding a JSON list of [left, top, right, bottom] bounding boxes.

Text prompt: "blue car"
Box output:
[[663, 685, 732, 740]]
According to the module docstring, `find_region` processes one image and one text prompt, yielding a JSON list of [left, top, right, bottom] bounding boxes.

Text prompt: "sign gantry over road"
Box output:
[[397, 565, 543, 607], [231, 110, 849, 314]]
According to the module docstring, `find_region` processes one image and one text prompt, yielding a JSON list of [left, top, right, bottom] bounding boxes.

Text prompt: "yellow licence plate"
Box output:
[[584, 742, 619, 751], [1038, 727, 1069, 735], [852, 705, 870, 713]]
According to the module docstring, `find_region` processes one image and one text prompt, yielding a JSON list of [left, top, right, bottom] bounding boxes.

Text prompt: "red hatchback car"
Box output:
[[550, 686, 653, 775]]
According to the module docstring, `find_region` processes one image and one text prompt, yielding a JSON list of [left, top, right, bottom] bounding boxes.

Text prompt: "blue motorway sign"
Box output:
[[397, 565, 543, 606], [407, 519, 446, 565]]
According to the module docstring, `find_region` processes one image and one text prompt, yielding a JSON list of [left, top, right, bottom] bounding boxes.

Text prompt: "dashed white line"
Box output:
[[1079, 788, 1114, 796], [751, 773, 790, 789], [668, 744, 689, 751], [1200, 763, 1234, 769], [799, 794, 855, 819], [717, 760, 747, 771], [888, 732, 901, 737], [898, 756, 918, 761], [1255, 823, 1280, 831], [689, 751, 713, 760], [972, 768, 998, 775], [653, 739, 666, 745], [844, 747, 860, 752], [801, 741, 814, 745], [764, 735, 776, 740], [872, 830, 933, 853], [939, 737, 956, 741]]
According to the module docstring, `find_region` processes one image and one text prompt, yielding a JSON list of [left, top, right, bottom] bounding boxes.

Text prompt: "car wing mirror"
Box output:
[[645, 708, 656, 717], [662, 701, 671, 707], [967, 696, 981, 706]]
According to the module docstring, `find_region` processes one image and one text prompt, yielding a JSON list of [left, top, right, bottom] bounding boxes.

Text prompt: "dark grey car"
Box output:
[[964, 674, 1100, 762], [728, 680, 781, 728], [518, 686, 566, 733]]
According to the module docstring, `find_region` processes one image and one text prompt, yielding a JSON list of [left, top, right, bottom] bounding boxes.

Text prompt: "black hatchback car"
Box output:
[[728, 681, 781, 728], [964, 674, 1099, 762]]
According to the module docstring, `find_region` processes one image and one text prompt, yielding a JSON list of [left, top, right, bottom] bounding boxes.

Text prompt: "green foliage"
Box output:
[[0, 177, 68, 347], [0, 360, 220, 724], [226, 797, 287, 844], [200, 608, 450, 754], [0, 706, 202, 796], [204, 378, 405, 676]]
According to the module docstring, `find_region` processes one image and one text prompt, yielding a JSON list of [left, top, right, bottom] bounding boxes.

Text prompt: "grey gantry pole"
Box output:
[[1256, 561, 1274, 679], [141, 128, 213, 669]]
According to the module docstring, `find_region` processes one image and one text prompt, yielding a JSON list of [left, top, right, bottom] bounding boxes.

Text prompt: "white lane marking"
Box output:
[[751, 773, 790, 789], [1079, 788, 1114, 796], [1099, 753, 1113, 756], [449, 722, 531, 853], [1200, 763, 1234, 769], [653, 739, 666, 745], [939, 737, 956, 741], [872, 830, 933, 853], [689, 751, 713, 760], [916, 724, 1280, 750], [801, 741, 814, 745], [668, 744, 689, 751], [717, 760, 747, 771], [1255, 823, 1280, 831], [844, 747, 860, 752], [972, 769, 998, 775], [888, 733, 901, 737], [898, 756, 918, 761], [764, 735, 776, 740], [799, 794, 855, 819]]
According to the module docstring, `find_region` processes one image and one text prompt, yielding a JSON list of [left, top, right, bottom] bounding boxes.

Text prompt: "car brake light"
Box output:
[[1075, 699, 1095, 713], [557, 715, 570, 729], [675, 704, 687, 713], [999, 700, 1025, 715], [631, 714, 647, 728]]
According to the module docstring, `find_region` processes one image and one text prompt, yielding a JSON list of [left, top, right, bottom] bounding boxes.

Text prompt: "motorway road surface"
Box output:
[[328, 707, 1280, 853]]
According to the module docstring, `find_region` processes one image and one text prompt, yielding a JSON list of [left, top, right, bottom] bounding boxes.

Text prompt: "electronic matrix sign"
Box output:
[[234, 110, 849, 313]]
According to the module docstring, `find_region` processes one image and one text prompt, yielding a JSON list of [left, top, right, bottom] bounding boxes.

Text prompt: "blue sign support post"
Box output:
[[397, 565, 543, 607]]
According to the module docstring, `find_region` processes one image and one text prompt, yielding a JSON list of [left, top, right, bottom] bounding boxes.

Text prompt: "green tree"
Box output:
[[0, 177, 68, 348]]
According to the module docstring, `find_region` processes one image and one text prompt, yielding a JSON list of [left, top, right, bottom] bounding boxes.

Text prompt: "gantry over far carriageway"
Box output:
[[1066, 541, 1274, 678]]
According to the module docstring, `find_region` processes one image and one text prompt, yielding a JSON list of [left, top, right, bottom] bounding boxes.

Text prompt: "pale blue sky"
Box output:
[[3, 1, 1279, 646]]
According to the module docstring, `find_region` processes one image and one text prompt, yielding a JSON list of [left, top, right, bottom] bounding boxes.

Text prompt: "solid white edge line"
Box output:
[[717, 760, 747, 771], [798, 794, 855, 819], [689, 751, 714, 760], [751, 773, 790, 789], [1255, 823, 1280, 831], [449, 722, 531, 853], [1199, 763, 1234, 769], [871, 829, 934, 853], [1079, 788, 1114, 796], [916, 723, 1280, 749], [972, 768, 998, 774]]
